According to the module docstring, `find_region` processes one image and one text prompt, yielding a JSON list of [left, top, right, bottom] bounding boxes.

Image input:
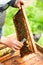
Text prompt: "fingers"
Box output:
[[19, 0, 25, 9], [11, 40, 23, 51], [16, 2, 21, 9], [20, 0, 24, 5], [15, 0, 25, 9], [12, 45, 20, 51], [12, 40, 23, 47], [11, 47, 17, 52], [4, 37, 23, 52]]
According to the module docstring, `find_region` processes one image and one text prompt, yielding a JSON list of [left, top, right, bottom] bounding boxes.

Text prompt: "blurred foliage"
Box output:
[[38, 36, 43, 47], [26, 6, 43, 34], [36, 0, 43, 9]]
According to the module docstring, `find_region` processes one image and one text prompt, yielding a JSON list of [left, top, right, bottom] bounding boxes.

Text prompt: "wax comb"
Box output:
[[13, 6, 36, 57]]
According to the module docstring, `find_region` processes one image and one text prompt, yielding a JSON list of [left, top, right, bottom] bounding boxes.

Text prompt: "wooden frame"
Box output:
[[13, 6, 37, 57]]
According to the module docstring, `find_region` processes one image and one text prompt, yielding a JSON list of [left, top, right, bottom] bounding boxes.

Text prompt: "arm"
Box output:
[[0, 0, 24, 12], [0, 34, 23, 51], [0, 0, 17, 12]]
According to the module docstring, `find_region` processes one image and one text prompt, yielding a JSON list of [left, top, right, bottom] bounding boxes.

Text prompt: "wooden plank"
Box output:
[[0, 51, 20, 63], [2, 53, 43, 65], [36, 43, 43, 53], [34, 60, 43, 65]]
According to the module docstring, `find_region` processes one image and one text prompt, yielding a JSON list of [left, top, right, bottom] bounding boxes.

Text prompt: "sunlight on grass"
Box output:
[[38, 36, 43, 47]]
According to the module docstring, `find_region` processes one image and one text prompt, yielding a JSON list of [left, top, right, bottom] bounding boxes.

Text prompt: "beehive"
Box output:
[[0, 41, 43, 65], [0, 6, 43, 65]]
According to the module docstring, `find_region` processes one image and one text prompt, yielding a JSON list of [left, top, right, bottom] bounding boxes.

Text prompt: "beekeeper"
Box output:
[[0, 0, 24, 51]]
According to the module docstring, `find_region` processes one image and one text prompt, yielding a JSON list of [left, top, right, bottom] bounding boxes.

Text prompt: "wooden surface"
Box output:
[[1, 53, 43, 65], [0, 34, 43, 63], [36, 43, 43, 53]]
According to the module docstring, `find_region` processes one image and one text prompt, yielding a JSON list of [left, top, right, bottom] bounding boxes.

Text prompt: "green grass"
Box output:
[[26, 6, 43, 34], [38, 36, 43, 47], [4, 6, 43, 47]]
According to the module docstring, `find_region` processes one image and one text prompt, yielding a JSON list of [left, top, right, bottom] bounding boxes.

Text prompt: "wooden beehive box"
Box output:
[[0, 36, 43, 65], [0, 6, 43, 65]]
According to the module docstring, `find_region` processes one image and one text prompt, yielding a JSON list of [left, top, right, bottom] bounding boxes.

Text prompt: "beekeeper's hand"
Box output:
[[14, 0, 24, 9], [1, 37, 23, 51]]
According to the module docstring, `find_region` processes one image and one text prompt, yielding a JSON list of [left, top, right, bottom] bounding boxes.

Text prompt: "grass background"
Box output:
[[4, 0, 43, 47]]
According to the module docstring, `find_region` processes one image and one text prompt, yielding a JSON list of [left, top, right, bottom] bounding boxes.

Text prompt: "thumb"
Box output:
[[17, 3, 21, 9]]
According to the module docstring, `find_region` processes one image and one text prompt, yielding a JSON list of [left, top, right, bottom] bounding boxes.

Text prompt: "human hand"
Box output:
[[7, 39, 23, 51], [1, 37, 23, 52], [14, 0, 24, 9]]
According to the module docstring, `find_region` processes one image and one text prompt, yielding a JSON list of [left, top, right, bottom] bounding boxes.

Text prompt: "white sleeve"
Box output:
[[0, 0, 17, 12], [0, 0, 11, 7]]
